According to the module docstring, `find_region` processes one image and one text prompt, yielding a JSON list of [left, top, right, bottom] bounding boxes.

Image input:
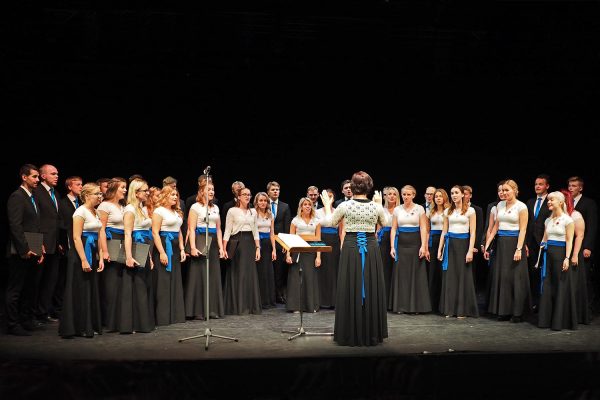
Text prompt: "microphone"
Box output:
[[203, 165, 211, 175]]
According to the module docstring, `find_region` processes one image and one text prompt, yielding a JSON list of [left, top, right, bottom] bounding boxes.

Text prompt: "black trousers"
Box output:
[[5, 255, 38, 330], [273, 243, 288, 299], [35, 252, 60, 319]]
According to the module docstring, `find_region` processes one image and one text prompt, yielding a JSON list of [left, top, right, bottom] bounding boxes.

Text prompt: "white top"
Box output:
[[445, 207, 475, 234], [223, 207, 259, 240], [315, 208, 338, 228], [73, 206, 102, 232], [393, 204, 425, 227], [544, 214, 574, 242], [256, 214, 273, 233], [97, 201, 125, 229], [497, 200, 527, 231], [124, 204, 151, 231], [329, 199, 385, 233], [154, 206, 183, 233], [571, 210, 583, 223], [380, 207, 396, 228], [291, 216, 319, 235], [429, 212, 444, 231], [190, 203, 220, 229]]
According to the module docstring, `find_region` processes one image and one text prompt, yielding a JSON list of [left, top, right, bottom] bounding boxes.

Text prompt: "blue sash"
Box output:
[[428, 229, 442, 247], [539, 240, 566, 293], [394, 226, 420, 262], [498, 230, 519, 237], [195, 227, 217, 235], [105, 227, 124, 240], [132, 229, 152, 243], [259, 232, 271, 240], [159, 231, 178, 272], [357, 232, 368, 304], [376, 226, 391, 244], [441, 232, 470, 270], [81, 232, 98, 266], [321, 227, 338, 235]]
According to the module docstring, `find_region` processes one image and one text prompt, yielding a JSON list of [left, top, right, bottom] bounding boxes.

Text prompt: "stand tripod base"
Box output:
[[179, 327, 238, 350], [282, 326, 334, 341]]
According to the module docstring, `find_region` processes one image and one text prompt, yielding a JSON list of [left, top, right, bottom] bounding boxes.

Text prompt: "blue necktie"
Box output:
[[30, 195, 37, 213], [50, 188, 57, 209], [271, 201, 276, 217], [534, 197, 542, 220], [75, 197, 79, 208]]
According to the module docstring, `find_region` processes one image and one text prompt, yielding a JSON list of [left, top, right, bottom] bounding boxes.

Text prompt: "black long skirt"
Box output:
[[224, 232, 262, 315], [152, 235, 185, 326], [334, 232, 388, 347], [115, 237, 155, 333], [574, 251, 591, 325], [427, 233, 443, 313], [185, 232, 224, 319], [319, 232, 340, 308], [102, 232, 124, 331], [439, 237, 479, 317], [538, 245, 578, 330], [378, 229, 394, 307], [256, 237, 276, 309], [388, 231, 432, 313], [287, 252, 320, 312], [487, 236, 531, 317], [59, 247, 102, 338]]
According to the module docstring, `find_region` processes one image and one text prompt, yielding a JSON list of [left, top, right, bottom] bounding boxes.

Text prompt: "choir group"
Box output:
[[5, 165, 597, 347]]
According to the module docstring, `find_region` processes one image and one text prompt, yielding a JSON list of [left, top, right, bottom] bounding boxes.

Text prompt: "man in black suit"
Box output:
[[463, 185, 483, 293], [32, 164, 63, 324], [267, 181, 292, 304], [53, 175, 82, 319], [6, 164, 44, 335], [423, 186, 436, 217], [307, 185, 322, 209], [333, 179, 352, 208], [525, 174, 551, 310], [568, 176, 598, 315]]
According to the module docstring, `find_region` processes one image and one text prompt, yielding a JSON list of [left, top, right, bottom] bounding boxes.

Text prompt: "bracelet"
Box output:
[[256, 246, 260, 249], [516, 248, 522, 251]]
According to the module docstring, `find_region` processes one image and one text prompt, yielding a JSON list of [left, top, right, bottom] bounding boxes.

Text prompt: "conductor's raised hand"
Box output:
[[373, 190, 382, 205], [320, 189, 332, 208]]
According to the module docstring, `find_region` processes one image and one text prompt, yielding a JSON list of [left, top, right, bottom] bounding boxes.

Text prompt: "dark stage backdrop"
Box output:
[[2, 1, 599, 261]]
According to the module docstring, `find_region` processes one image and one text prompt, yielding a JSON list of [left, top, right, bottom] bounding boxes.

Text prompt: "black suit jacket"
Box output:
[[334, 198, 351, 208], [575, 195, 598, 252], [7, 186, 41, 257], [526, 196, 551, 252], [272, 200, 292, 235], [471, 203, 483, 249], [33, 185, 62, 254], [58, 195, 78, 249]]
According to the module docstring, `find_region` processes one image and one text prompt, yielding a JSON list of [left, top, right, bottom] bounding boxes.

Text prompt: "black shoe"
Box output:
[[276, 296, 286, 304], [510, 316, 523, 323], [8, 326, 32, 336], [22, 321, 45, 331], [532, 304, 539, 314], [497, 315, 511, 321]]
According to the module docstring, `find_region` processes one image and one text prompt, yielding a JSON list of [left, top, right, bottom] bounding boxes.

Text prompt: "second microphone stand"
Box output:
[[179, 172, 238, 350]]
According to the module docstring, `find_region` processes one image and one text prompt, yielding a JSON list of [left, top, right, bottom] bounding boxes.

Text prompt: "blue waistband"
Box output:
[[259, 232, 271, 239], [105, 227, 124, 240], [321, 227, 338, 234], [397, 226, 420, 233], [159, 231, 178, 272], [498, 230, 519, 237], [428, 229, 442, 247], [195, 227, 217, 234], [132, 229, 152, 243], [441, 233, 470, 270], [376, 226, 391, 244]]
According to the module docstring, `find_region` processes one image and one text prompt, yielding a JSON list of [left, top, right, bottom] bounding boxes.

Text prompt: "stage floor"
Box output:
[[2, 305, 599, 360], [2, 307, 600, 399]]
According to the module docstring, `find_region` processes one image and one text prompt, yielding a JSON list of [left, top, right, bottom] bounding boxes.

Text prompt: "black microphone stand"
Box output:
[[179, 167, 238, 350]]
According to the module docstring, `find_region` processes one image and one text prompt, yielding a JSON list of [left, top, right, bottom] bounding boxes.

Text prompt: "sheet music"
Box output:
[[277, 233, 310, 249]]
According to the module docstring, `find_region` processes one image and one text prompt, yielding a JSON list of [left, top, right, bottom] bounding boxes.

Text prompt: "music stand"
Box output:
[[276, 234, 333, 341], [179, 167, 238, 350]]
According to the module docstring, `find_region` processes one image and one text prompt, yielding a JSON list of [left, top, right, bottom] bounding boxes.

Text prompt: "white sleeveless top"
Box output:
[[445, 207, 475, 234]]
